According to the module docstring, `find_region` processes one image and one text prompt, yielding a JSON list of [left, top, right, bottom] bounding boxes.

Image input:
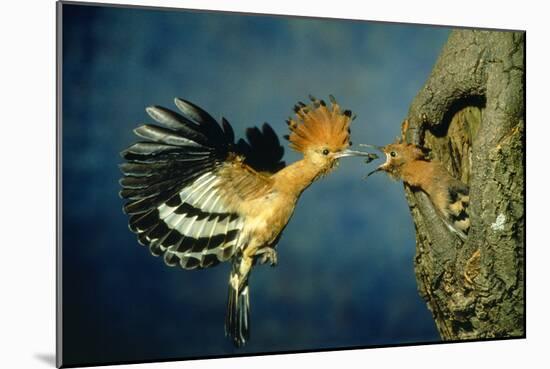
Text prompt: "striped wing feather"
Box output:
[[120, 98, 282, 269]]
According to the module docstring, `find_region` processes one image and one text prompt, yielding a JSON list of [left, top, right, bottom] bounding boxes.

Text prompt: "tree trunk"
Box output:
[[402, 30, 525, 340]]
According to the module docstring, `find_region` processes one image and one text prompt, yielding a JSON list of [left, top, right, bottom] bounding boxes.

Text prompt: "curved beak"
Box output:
[[366, 167, 383, 177], [335, 149, 378, 162], [359, 144, 385, 153]]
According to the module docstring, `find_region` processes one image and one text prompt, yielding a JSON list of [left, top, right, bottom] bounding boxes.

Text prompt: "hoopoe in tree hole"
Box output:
[[119, 95, 376, 347], [363, 139, 470, 240]]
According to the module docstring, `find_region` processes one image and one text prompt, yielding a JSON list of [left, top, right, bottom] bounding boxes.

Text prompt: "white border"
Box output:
[[1, 0, 547, 368]]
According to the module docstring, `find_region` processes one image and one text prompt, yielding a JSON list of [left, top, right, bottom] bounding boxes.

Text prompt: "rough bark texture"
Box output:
[[402, 30, 525, 340]]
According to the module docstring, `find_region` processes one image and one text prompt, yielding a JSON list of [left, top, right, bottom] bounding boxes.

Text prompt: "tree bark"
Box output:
[[402, 30, 525, 340]]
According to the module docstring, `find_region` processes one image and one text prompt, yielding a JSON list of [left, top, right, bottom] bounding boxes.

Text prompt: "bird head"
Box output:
[[285, 95, 376, 175], [362, 142, 428, 180]]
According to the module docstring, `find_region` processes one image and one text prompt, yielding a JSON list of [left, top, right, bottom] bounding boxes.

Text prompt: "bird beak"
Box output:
[[359, 144, 386, 177], [365, 167, 383, 177], [359, 144, 385, 153], [335, 149, 378, 162]]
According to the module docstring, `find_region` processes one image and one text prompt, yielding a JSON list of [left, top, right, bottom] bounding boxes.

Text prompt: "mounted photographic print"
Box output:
[[57, 1, 525, 367]]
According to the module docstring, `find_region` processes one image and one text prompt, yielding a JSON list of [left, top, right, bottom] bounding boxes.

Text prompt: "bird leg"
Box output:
[[254, 247, 278, 267]]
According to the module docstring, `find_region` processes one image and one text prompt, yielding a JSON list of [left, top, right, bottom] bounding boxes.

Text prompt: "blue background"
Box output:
[[61, 3, 450, 366]]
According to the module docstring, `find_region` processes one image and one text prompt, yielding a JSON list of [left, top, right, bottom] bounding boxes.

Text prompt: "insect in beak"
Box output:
[[359, 144, 386, 177], [334, 149, 378, 162]]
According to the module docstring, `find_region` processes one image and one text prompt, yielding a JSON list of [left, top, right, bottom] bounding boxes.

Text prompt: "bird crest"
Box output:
[[285, 95, 354, 153]]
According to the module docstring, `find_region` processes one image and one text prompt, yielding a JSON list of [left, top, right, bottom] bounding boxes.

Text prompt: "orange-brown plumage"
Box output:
[[120, 95, 375, 347], [287, 95, 353, 154], [366, 142, 470, 238], [218, 96, 372, 263]]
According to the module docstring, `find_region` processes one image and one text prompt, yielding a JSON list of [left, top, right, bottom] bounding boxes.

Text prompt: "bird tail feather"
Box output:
[[225, 261, 251, 347]]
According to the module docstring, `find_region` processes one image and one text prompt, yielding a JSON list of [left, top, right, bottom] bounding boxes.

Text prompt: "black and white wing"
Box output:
[[120, 98, 283, 269]]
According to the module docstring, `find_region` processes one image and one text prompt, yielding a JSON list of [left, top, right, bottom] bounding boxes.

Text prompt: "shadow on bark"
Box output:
[[402, 30, 525, 340]]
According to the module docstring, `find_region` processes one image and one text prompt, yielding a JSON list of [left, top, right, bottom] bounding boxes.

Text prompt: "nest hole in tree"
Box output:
[[422, 96, 485, 186]]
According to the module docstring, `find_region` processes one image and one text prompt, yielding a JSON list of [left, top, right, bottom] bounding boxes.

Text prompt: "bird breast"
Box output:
[[239, 191, 297, 249]]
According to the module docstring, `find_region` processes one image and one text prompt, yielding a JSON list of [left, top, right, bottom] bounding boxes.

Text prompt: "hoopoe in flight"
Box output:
[[119, 95, 376, 347], [363, 140, 470, 240]]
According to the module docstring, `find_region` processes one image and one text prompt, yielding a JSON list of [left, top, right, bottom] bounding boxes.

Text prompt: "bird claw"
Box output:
[[256, 248, 278, 267]]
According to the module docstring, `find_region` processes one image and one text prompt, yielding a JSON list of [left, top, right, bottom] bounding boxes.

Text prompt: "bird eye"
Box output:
[[390, 151, 397, 157], [322, 149, 330, 155]]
